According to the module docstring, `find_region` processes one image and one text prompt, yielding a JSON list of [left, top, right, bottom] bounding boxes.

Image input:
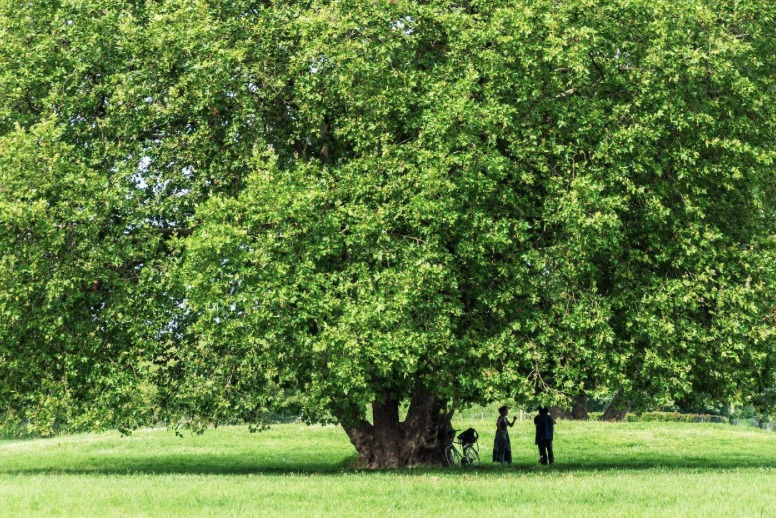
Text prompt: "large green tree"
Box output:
[[2, 0, 775, 466]]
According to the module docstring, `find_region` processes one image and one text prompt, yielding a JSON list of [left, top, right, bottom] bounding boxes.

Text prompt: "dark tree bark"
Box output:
[[551, 395, 588, 420], [550, 406, 572, 420], [572, 395, 589, 420], [342, 392, 455, 468], [599, 388, 631, 421]]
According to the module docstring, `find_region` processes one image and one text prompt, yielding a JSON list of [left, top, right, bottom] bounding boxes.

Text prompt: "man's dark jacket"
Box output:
[[534, 414, 554, 444]]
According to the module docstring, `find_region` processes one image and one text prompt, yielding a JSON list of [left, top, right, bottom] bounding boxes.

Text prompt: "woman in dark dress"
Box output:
[[492, 405, 517, 464]]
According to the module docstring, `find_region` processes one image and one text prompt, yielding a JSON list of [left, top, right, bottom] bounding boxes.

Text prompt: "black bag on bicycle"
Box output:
[[457, 428, 478, 445]]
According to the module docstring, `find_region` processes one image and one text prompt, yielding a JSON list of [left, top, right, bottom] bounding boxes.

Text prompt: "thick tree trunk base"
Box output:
[[550, 406, 572, 420], [572, 396, 589, 420], [342, 393, 455, 468], [551, 396, 588, 420], [599, 388, 631, 422]]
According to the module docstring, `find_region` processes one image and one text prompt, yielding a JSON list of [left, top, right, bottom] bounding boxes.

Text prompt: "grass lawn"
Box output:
[[1, 418, 775, 517]]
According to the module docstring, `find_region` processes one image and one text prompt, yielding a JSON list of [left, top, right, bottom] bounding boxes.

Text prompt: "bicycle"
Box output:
[[444, 428, 480, 468]]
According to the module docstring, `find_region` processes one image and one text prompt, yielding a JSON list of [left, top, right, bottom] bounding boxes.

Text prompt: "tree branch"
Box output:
[[589, 52, 606, 82]]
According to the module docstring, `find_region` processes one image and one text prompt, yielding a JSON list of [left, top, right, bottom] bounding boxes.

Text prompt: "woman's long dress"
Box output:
[[492, 416, 512, 464]]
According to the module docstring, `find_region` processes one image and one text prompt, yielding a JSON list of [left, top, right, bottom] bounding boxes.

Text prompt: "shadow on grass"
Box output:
[[4, 422, 774, 477], [3, 453, 775, 477]]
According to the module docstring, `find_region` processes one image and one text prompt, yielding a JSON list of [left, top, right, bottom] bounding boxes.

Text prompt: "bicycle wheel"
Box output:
[[444, 445, 462, 468], [462, 445, 480, 467]]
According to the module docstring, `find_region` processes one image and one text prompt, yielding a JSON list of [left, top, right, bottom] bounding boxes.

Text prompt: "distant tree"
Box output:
[[1, 0, 775, 466]]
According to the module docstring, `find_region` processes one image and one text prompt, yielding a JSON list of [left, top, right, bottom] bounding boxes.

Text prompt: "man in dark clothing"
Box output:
[[534, 406, 556, 465]]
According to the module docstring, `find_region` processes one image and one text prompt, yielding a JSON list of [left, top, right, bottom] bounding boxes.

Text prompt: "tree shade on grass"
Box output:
[[1, 0, 775, 467], [1, 421, 776, 517]]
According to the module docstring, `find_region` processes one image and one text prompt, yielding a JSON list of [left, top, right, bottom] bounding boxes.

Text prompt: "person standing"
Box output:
[[534, 406, 556, 465], [492, 405, 517, 465]]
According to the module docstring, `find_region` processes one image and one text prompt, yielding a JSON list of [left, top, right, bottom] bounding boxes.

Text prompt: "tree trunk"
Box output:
[[550, 406, 572, 420], [599, 388, 631, 421], [342, 392, 455, 468], [551, 396, 588, 420], [572, 395, 589, 420]]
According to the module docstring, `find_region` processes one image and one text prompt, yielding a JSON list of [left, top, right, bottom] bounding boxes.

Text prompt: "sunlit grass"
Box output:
[[1, 419, 775, 517]]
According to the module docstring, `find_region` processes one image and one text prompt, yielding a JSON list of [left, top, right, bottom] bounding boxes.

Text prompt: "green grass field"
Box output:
[[1, 419, 775, 517]]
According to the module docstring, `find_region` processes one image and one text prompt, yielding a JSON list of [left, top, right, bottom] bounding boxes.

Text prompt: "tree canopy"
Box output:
[[1, 0, 775, 466]]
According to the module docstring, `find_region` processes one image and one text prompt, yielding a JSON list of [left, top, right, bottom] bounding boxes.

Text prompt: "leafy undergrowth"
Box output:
[[1, 420, 774, 517]]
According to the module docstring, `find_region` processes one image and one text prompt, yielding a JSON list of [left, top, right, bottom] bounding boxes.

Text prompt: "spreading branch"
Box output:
[[589, 52, 606, 81]]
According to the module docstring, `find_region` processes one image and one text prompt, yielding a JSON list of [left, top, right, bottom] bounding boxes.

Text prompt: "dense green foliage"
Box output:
[[1, 0, 775, 438], [2, 421, 776, 517]]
